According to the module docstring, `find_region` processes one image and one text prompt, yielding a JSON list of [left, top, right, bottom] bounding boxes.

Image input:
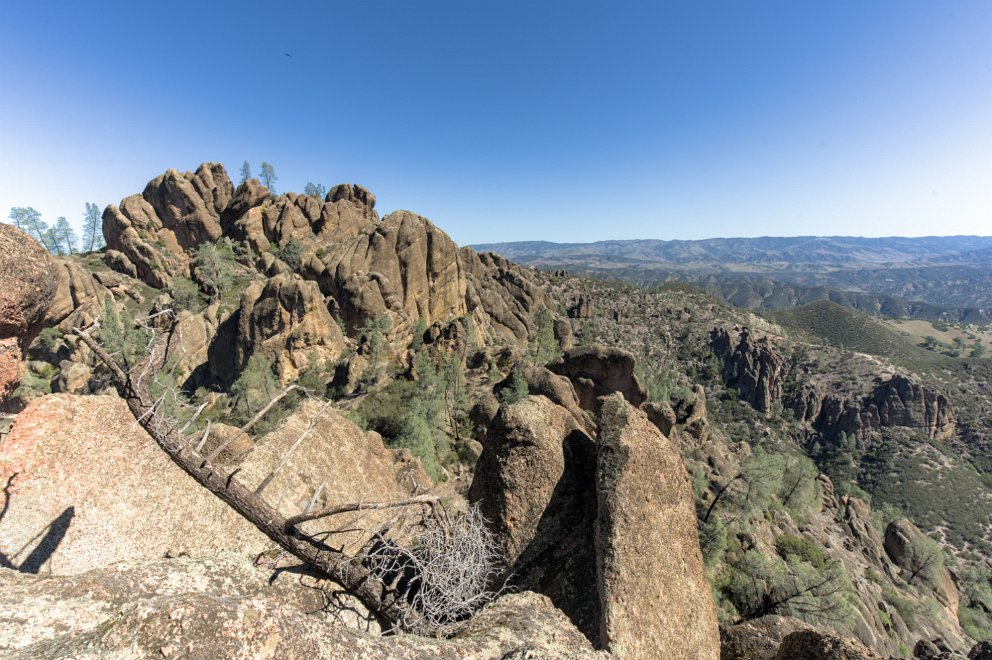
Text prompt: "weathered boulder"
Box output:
[[719, 615, 813, 660], [468, 395, 598, 641], [0, 556, 600, 659], [675, 383, 711, 442], [0, 225, 60, 406], [711, 326, 785, 415], [774, 629, 881, 659], [234, 274, 345, 383], [568, 295, 593, 319], [0, 394, 270, 574], [548, 345, 647, 411], [595, 394, 719, 659], [237, 399, 431, 553]]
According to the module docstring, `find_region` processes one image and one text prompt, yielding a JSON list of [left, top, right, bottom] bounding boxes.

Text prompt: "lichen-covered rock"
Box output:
[[468, 395, 598, 641], [237, 399, 431, 553], [0, 557, 601, 659], [595, 394, 719, 659], [0, 225, 60, 406], [0, 394, 270, 573], [548, 345, 647, 411]]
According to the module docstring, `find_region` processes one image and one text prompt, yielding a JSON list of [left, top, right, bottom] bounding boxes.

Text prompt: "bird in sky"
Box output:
[[284, 52, 292, 57]]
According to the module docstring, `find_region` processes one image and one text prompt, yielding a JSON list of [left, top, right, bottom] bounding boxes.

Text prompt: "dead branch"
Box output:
[[285, 495, 443, 530], [203, 384, 303, 464]]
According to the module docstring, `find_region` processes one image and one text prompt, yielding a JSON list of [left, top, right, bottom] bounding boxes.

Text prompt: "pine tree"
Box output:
[[304, 182, 326, 199], [260, 162, 277, 192], [8, 207, 54, 252], [52, 217, 78, 255], [82, 202, 105, 252], [239, 161, 252, 185]]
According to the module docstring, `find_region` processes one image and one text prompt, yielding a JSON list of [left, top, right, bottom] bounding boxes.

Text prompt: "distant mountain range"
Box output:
[[470, 236, 992, 322]]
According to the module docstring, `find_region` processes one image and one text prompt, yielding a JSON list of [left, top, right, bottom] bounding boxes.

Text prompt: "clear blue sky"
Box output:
[[1, 1, 990, 245]]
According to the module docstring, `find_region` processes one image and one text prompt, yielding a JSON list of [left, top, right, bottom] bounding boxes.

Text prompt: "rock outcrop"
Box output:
[[863, 375, 955, 440], [548, 345, 648, 411], [0, 225, 61, 407], [711, 326, 785, 414], [234, 275, 346, 383], [595, 395, 719, 659], [774, 629, 881, 659], [102, 163, 233, 287], [883, 519, 959, 614]]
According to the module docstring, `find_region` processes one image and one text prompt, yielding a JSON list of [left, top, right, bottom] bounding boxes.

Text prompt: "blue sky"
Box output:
[[1, 1, 990, 245]]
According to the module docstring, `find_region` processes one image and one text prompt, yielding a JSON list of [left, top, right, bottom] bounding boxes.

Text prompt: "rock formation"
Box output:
[[0, 556, 600, 659], [863, 375, 955, 441], [234, 275, 346, 383], [0, 394, 269, 573], [468, 395, 599, 639], [0, 225, 60, 407], [595, 395, 719, 659], [548, 345, 648, 411], [710, 326, 785, 414]]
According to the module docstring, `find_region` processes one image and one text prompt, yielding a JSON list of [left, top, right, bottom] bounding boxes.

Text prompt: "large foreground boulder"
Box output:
[[0, 225, 60, 406], [595, 394, 719, 659], [468, 394, 598, 640], [0, 394, 270, 573], [0, 555, 601, 659]]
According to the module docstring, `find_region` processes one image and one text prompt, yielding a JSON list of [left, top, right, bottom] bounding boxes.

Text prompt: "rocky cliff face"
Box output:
[[711, 325, 956, 441], [711, 326, 785, 414], [98, 165, 559, 384]]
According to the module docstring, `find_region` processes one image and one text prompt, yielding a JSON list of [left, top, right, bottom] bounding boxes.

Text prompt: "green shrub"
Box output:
[[497, 367, 529, 405], [167, 276, 206, 312], [775, 534, 826, 569]]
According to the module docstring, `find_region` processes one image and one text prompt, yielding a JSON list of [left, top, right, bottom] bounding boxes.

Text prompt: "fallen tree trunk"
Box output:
[[74, 326, 431, 634]]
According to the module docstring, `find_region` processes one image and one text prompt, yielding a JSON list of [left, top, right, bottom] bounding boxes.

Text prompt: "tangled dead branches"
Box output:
[[364, 502, 505, 635]]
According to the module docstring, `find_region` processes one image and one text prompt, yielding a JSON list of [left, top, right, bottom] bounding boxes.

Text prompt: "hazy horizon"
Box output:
[[2, 1, 990, 247]]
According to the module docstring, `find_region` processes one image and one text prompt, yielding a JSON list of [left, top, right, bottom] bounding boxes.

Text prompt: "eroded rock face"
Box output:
[[711, 326, 785, 414], [0, 225, 60, 406], [468, 395, 599, 640], [102, 163, 233, 287], [773, 629, 881, 660], [0, 394, 270, 573], [883, 519, 959, 614], [234, 275, 345, 383], [237, 399, 431, 553], [320, 210, 467, 333], [463, 249, 556, 343], [864, 375, 955, 441], [548, 345, 647, 411], [595, 394, 719, 659]]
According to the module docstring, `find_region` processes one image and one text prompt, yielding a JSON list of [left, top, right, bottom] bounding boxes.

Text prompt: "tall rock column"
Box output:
[[595, 394, 719, 659]]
